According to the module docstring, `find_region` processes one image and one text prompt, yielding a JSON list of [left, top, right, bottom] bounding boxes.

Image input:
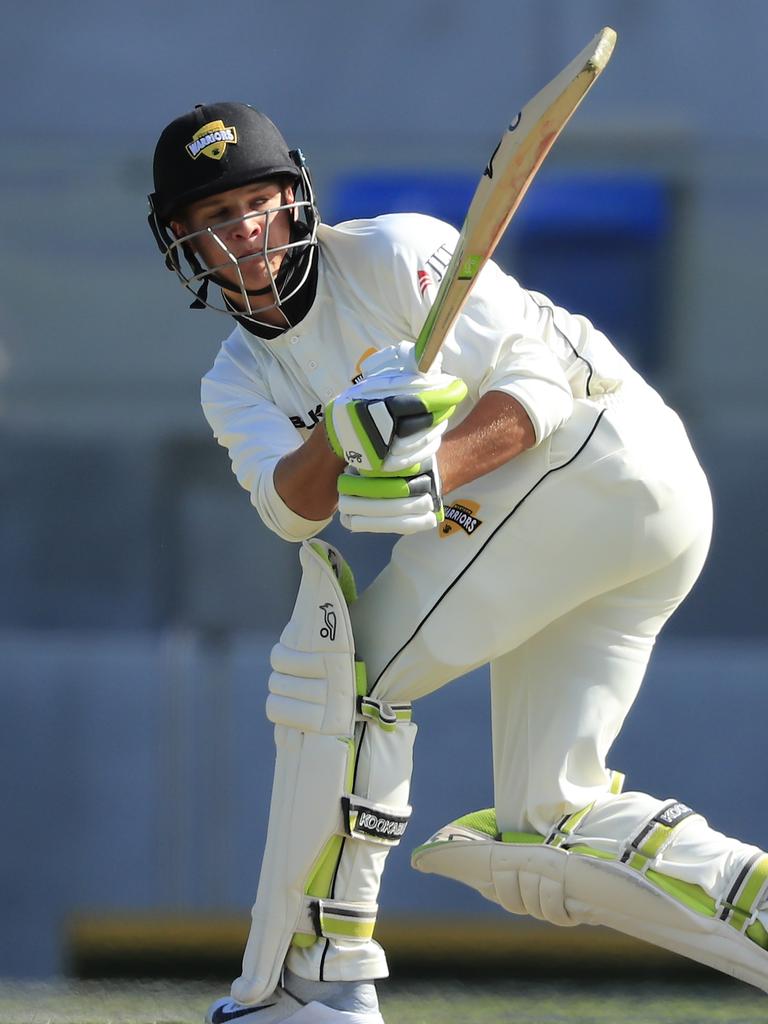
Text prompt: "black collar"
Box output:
[[229, 245, 320, 341]]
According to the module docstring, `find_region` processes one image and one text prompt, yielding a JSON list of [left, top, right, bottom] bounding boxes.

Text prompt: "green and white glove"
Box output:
[[338, 456, 444, 535], [324, 343, 467, 475]]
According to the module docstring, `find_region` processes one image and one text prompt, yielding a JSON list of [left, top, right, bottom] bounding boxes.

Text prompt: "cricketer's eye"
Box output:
[[208, 206, 231, 223]]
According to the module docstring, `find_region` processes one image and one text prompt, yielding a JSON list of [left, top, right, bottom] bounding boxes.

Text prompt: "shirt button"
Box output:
[[308, 360, 318, 369], [290, 337, 299, 346]]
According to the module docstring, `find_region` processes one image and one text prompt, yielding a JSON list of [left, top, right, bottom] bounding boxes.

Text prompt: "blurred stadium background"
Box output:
[[1, 0, 767, 1002]]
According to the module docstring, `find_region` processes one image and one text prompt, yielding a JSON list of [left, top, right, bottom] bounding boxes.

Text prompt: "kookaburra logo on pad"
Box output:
[[186, 120, 238, 160], [319, 602, 337, 641], [356, 811, 407, 840], [655, 802, 694, 827]]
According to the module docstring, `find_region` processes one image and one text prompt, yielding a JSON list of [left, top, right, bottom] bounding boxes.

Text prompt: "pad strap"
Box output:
[[342, 794, 411, 846], [608, 769, 625, 795], [545, 802, 595, 848], [620, 800, 698, 872], [543, 769, 625, 848], [718, 852, 768, 934], [295, 897, 379, 943], [356, 695, 413, 731]]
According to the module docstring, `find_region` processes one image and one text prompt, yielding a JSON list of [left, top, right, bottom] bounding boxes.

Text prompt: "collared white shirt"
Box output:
[[202, 213, 648, 541]]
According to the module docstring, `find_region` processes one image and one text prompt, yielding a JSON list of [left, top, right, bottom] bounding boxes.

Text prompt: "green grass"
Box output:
[[0, 978, 763, 1024]]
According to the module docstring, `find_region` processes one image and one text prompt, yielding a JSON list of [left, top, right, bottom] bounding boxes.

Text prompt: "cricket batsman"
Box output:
[[148, 101, 768, 1023]]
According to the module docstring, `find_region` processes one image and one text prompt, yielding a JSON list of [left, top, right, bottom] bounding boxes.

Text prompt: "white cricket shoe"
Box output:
[[206, 976, 384, 1024]]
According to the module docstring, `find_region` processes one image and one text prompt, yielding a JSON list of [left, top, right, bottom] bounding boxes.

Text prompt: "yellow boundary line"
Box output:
[[67, 913, 679, 967]]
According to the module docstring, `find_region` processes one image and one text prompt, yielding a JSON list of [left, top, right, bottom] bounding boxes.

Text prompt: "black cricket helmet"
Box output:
[[148, 102, 318, 320]]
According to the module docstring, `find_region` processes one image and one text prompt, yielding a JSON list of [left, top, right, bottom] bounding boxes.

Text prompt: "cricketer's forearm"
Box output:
[[438, 390, 536, 494], [274, 423, 345, 522]]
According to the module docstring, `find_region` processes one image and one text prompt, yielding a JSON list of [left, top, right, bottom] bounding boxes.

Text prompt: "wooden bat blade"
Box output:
[[415, 26, 617, 371]]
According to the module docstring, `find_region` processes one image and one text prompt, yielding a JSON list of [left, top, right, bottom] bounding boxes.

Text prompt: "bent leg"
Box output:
[[335, 391, 716, 983], [409, 473, 768, 989], [490, 532, 711, 835]]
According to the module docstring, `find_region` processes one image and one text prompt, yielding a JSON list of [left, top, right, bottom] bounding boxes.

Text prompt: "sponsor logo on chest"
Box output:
[[417, 269, 433, 296], [351, 347, 379, 385], [290, 404, 324, 430], [423, 242, 455, 284]]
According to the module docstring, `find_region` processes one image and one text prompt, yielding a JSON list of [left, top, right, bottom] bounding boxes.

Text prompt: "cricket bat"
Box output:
[[415, 26, 617, 372]]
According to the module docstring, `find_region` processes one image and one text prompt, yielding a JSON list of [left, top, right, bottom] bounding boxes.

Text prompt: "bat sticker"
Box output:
[[483, 138, 502, 180], [484, 113, 522, 179]]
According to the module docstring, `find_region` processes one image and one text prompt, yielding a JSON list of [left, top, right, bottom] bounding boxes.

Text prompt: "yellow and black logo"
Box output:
[[351, 347, 379, 384], [185, 120, 238, 161], [439, 499, 483, 538]]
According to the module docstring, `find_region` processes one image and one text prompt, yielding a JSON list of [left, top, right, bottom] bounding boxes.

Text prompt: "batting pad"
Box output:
[[231, 541, 412, 1005], [412, 802, 768, 993]]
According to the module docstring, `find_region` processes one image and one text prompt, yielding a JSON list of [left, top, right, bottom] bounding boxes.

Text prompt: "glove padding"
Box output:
[[325, 343, 467, 475], [338, 457, 444, 535]]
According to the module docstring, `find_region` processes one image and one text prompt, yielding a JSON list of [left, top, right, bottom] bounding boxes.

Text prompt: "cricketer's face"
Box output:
[[172, 180, 295, 307]]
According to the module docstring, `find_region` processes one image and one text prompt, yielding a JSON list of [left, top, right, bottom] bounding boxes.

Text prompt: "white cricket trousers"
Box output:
[[288, 386, 713, 982], [353, 385, 713, 832]]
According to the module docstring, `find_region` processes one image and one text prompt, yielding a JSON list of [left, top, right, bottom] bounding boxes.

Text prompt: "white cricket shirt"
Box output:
[[202, 213, 648, 541]]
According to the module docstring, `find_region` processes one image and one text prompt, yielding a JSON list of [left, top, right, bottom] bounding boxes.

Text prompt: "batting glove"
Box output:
[[338, 457, 444, 535], [324, 343, 467, 475]]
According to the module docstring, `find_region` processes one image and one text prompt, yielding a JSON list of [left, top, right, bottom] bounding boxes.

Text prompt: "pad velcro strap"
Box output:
[[718, 852, 768, 933], [608, 769, 625, 795], [294, 897, 379, 942], [356, 695, 413, 731], [545, 802, 595, 848], [620, 800, 698, 872], [540, 774, 625, 848], [342, 794, 411, 846], [315, 898, 379, 942]]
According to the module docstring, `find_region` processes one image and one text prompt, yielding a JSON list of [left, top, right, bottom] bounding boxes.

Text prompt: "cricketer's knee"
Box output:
[[412, 784, 768, 993], [232, 540, 416, 1006]]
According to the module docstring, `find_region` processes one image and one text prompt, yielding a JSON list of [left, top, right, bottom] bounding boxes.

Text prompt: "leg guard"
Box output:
[[412, 789, 768, 992], [232, 540, 414, 1006]]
